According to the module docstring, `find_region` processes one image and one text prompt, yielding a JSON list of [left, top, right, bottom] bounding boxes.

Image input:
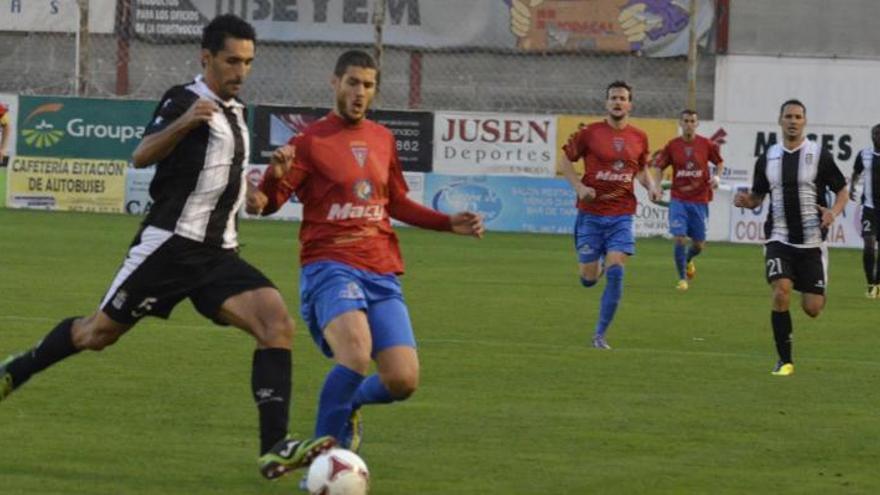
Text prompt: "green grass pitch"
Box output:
[[1, 208, 878, 494]]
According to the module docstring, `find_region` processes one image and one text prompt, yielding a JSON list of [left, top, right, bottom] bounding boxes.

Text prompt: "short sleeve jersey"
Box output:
[[654, 135, 723, 203], [563, 121, 649, 216], [287, 113, 411, 274]]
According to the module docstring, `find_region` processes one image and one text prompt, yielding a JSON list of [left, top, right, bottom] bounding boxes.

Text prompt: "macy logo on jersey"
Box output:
[[595, 170, 633, 182], [675, 169, 704, 178], [327, 202, 385, 221]]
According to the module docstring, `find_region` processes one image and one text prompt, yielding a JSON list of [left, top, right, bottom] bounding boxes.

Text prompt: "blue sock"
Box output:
[[674, 244, 687, 279], [595, 265, 624, 336], [351, 374, 395, 410], [315, 365, 365, 439], [687, 245, 702, 262]]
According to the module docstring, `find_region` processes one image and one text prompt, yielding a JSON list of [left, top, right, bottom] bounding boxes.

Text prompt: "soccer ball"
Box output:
[[305, 448, 370, 495]]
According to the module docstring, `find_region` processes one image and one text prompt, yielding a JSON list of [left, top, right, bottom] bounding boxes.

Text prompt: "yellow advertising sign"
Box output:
[[555, 115, 678, 175], [7, 156, 127, 213]]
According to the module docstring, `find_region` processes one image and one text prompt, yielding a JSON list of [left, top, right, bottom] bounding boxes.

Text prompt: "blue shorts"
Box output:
[[299, 261, 416, 358], [573, 212, 635, 263], [669, 199, 709, 241]]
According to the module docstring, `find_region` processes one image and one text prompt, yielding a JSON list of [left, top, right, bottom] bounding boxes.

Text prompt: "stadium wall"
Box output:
[[728, 0, 880, 59], [2, 93, 866, 248]]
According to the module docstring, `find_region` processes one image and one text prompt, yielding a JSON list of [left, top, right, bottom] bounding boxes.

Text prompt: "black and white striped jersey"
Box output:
[[853, 147, 880, 209], [752, 140, 846, 247], [141, 75, 249, 249]]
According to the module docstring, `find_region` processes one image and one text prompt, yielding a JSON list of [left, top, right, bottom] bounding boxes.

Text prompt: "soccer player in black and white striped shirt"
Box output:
[[849, 124, 880, 298], [0, 14, 333, 478], [734, 99, 848, 376]]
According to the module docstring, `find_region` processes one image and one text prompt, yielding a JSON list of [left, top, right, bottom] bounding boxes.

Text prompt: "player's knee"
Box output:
[[382, 371, 418, 400], [580, 277, 598, 288], [77, 324, 123, 351], [333, 340, 372, 375], [260, 314, 295, 347], [803, 301, 824, 318]]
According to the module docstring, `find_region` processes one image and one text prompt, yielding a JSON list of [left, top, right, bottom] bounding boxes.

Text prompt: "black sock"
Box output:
[[771, 311, 793, 364], [6, 317, 81, 390], [252, 348, 292, 455], [687, 246, 702, 262], [864, 241, 877, 285]]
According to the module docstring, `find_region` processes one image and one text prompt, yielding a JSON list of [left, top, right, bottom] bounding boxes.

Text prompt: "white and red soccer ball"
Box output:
[[306, 448, 370, 495]]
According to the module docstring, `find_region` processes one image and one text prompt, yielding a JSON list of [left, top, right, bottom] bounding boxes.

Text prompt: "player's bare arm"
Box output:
[[819, 186, 849, 228], [559, 154, 595, 202], [733, 190, 764, 209], [132, 98, 219, 168]]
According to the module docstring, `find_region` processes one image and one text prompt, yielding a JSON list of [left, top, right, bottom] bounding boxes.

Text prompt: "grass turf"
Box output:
[[0, 208, 878, 494]]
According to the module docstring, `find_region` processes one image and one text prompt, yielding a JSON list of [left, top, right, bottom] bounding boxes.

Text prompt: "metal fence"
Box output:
[[0, 0, 717, 118]]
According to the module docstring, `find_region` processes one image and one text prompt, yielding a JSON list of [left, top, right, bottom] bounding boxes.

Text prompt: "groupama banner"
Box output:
[[16, 96, 154, 160], [9, 96, 155, 213]]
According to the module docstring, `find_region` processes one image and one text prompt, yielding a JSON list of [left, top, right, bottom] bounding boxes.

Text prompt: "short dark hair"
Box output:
[[201, 14, 256, 54], [334, 50, 378, 77], [680, 109, 697, 118], [779, 99, 806, 117], [606, 80, 633, 101], [872, 123, 880, 133]]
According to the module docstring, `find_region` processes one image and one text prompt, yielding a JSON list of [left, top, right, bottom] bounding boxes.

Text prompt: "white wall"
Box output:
[[715, 55, 880, 127]]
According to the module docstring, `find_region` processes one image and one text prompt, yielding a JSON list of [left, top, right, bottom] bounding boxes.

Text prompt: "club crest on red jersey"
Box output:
[[685, 146, 694, 157], [612, 137, 625, 152], [350, 141, 368, 167], [353, 179, 373, 200]]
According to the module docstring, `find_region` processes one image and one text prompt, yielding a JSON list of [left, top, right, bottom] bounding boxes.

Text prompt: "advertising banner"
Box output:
[[7, 156, 126, 212], [125, 167, 155, 215], [250, 105, 434, 172], [16, 96, 155, 160], [433, 112, 557, 177], [698, 121, 869, 185], [127, 0, 709, 56], [555, 114, 678, 176], [425, 174, 576, 234], [633, 183, 670, 238], [507, 0, 715, 57], [728, 186, 861, 248], [0, 0, 115, 33]]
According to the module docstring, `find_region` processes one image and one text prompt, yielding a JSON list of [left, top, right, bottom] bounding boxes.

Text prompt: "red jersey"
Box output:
[[259, 113, 450, 274], [563, 121, 649, 216], [653, 135, 722, 203]]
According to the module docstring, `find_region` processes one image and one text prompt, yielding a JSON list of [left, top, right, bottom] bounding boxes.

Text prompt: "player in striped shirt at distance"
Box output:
[[848, 124, 880, 298], [733, 99, 848, 376]]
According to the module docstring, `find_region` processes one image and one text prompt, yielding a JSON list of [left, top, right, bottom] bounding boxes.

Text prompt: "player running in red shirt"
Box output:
[[559, 81, 662, 350], [652, 109, 724, 290], [248, 50, 484, 455]]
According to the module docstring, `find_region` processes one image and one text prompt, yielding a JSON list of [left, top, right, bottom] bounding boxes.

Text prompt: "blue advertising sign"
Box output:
[[425, 174, 577, 234]]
